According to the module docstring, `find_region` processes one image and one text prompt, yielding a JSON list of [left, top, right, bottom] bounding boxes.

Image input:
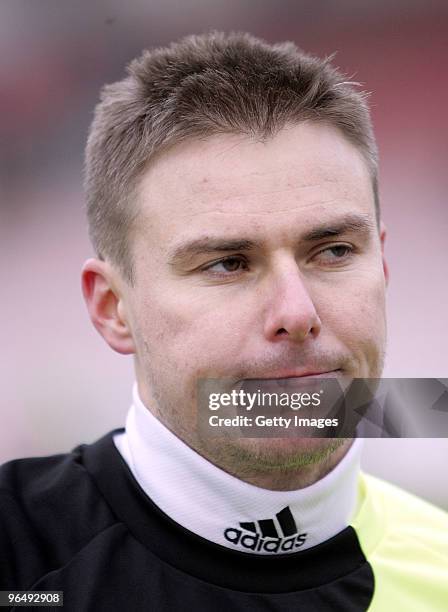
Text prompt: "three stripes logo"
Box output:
[[224, 506, 307, 553]]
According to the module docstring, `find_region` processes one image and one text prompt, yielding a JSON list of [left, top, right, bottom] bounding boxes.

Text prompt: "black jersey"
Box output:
[[1, 430, 447, 611]]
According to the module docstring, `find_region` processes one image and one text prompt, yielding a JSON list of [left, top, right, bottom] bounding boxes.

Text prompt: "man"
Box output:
[[1, 32, 447, 611]]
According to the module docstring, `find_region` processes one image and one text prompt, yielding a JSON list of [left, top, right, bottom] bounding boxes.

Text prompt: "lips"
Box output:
[[233, 370, 340, 394], [254, 370, 341, 380], [237, 369, 342, 384]]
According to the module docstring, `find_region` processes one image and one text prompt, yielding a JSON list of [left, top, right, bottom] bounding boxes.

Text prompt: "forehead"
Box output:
[[136, 122, 375, 245]]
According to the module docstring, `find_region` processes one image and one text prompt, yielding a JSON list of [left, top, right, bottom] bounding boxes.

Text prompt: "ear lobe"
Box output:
[[379, 221, 389, 287], [81, 258, 136, 355]]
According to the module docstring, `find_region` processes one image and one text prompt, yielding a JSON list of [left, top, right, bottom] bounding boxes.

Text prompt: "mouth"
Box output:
[[241, 369, 342, 381], [232, 370, 345, 396]]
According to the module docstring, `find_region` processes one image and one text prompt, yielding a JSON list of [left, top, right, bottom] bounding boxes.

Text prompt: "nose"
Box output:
[[263, 263, 322, 343]]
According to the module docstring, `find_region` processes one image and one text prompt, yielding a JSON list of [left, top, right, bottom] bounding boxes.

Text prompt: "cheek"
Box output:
[[135, 288, 251, 374], [317, 272, 387, 346]]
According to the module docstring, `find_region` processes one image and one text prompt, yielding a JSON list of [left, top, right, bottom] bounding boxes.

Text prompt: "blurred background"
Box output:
[[1, 1, 447, 507]]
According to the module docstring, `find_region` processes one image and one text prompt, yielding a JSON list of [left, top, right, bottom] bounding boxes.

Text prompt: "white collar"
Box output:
[[114, 384, 362, 554]]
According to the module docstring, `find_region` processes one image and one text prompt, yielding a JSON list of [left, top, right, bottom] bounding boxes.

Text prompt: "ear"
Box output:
[[81, 258, 136, 355], [379, 221, 389, 287]]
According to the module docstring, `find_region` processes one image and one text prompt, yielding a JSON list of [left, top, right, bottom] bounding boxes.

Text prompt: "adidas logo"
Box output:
[[224, 506, 308, 553]]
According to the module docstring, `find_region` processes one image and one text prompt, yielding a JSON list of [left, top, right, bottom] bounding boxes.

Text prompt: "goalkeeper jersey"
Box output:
[[0, 430, 447, 611]]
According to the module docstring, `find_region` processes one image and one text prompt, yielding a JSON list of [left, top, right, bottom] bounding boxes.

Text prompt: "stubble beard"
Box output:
[[138, 337, 386, 489], [138, 357, 353, 489]]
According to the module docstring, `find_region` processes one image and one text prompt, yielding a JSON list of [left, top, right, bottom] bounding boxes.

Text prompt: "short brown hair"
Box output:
[[85, 31, 379, 283]]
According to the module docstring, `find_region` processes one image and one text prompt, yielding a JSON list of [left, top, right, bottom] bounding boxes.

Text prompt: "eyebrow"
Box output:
[[301, 213, 375, 241], [168, 213, 375, 266]]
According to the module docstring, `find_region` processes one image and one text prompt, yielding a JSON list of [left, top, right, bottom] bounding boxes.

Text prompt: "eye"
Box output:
[[203, 255, 249, 275], [313, 244, 354, 264]]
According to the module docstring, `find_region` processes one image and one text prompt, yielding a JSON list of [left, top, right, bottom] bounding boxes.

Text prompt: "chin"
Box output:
[[204, 436, 348, 473], [239, 436, 345, 456]]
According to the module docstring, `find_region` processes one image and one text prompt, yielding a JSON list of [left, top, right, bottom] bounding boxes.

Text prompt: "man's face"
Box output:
[[122, 122, 387, 469]]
